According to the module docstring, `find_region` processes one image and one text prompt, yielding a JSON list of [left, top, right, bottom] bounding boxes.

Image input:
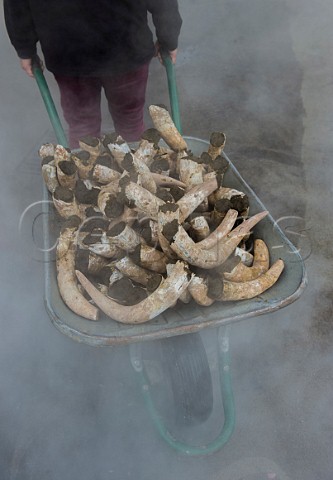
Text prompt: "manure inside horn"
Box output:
[[207, 275, 224, 300], [200, 152, 212, 165], [212, 155, 229, 173], [122, 153, 134, 171], [159, 203, 179, 213], [95, 154, 113, 168], [156, 188, 174, 203], [150, 156, 170, 173], [93, 266, 114, 284], [126, 285, 148, 305], [118, 175, 136, 208], [230, 194, 249, 213], [41, 155, 54, 166], [107, 221, 126, 237], [216, 172, 224, 187], [75, 180, 99, 204], [118, 174, 131, 190], [162, 219, 179, 243], [82, 228, 103, 245], [215, 198, 232, 213], [140, 226, 152, 244], [84, 206, 104, 218], [61, 215, 81, 231], [80, 135, 99, 147], [75, 249, 90, 273], [168, 186, 185, 202], [54, 186, 74, 202], [72, 150, 90, 164], [80, 217, 110, 232], [141, 128, 161, 145], [147, 273, 163, 293], [129, 244, 141, 265], [108, 278, 147, 305], [128, 169, 139, 183], [221, 255, 241, 273], [59, 160, 77, 175], [104, 198, 124, 219], [210, 132, 226, 147], [102, 132, 118, 147]]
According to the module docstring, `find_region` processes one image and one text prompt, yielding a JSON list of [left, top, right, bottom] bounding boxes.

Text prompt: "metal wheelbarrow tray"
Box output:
[[42, 136, 307, 346]]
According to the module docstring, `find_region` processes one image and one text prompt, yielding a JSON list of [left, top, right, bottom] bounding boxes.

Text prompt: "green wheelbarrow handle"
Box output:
[[162, 54, 183, 134], [32, 59, 69, 148]]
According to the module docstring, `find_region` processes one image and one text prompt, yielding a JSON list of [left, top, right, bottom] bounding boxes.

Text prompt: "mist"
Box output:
[[1, 1, 333, 479]]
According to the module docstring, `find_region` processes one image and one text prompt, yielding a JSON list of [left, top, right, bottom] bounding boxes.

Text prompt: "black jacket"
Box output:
[[4, 0, 182, 76]]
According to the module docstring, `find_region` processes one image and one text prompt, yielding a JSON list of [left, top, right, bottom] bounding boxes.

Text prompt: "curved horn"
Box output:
[[151, 173, 186, 189], [179, 157, 205, 188], [120, 177, 164, 220], [189, 216, 211, 242], [107, 136, 131, 166], [107, 222, 143, 252], [177, 177, 218, 222], [198, 209, 238, 249], [130, 244, 168, 273], [224, 239, 270, 282], [149, 105, 187, 152], [39, 143, 55, 159], [42, 161, 59, 193], [114, 256, 161, 287], [122, 152, 157, 194], [76, 261, 192, 324], [54, 144, 71, 167], [133, 139, 158, 166], [57, 225, 99, 321], [188, 275, 215, 306], [92, 163, 121, 184], [71, 150, 97, 179], [168, 211, 268, 269], [221, 259, 285, 301]]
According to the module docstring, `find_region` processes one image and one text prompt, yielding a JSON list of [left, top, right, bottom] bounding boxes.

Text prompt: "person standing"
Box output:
[[4, 0, 182, 148]]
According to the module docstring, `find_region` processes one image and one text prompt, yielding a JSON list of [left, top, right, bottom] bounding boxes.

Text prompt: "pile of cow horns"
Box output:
[[40, 105, 284, 324]]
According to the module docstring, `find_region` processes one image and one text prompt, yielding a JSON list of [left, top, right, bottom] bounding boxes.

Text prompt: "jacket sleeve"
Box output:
[[146, 0, 182, 51], [4, 0, 39, 58]]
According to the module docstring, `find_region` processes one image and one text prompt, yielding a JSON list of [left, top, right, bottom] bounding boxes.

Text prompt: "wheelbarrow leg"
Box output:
[[157, 332, 213, 426], [129, 326, 236, 455]]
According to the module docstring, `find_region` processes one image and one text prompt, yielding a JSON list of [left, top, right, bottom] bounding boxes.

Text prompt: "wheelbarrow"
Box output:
[[33, 57, 307, 455]]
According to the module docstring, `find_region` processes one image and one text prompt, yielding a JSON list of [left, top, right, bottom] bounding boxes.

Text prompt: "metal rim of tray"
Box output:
[[43, 136, 307, 346]]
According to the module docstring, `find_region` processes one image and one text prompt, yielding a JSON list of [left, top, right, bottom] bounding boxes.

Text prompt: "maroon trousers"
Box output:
[[54, 62, 150, 148]]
